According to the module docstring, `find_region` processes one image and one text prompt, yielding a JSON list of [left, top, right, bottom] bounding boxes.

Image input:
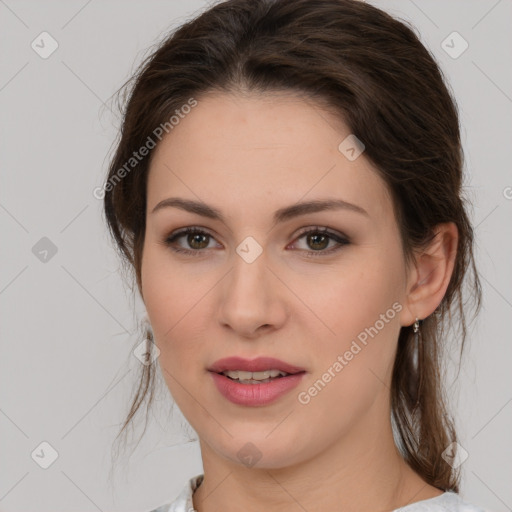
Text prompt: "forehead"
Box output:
[[146, 92, 393, 224]]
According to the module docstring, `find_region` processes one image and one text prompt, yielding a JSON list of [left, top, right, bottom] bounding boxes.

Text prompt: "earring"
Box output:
[[411, 317, 422, 409]]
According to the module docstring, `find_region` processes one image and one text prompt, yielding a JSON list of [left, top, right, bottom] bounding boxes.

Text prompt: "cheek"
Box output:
[[297, 249, 403, 340], [296, 249, 403, 401], [141, 247, 188, 349], [141, 241, 202, 319], [140, 245, 216, 377]]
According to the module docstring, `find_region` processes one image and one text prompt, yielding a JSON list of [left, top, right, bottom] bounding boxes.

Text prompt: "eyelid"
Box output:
[[293, 225, 348, 241], [164, 226, 221, 255], [288, 226, 350, 256]]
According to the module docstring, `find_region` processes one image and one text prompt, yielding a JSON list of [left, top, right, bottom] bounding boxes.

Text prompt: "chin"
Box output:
[[215, 434, 309, 470]]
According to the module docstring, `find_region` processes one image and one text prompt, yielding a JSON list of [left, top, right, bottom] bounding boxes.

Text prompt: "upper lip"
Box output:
[[208, 356, 306, 374]]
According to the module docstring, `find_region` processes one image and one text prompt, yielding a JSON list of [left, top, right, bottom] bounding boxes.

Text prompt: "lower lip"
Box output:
[[209, 371, 306, 406]]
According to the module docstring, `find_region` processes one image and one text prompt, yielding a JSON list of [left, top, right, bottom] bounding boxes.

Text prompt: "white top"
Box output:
[[148, 474, 487, 512]]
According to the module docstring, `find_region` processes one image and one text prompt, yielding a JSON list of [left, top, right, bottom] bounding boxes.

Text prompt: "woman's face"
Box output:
[[141, 92, 414, 469]]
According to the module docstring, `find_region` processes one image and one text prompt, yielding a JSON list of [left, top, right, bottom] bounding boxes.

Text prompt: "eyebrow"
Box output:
[[151, 197, 369, 224]]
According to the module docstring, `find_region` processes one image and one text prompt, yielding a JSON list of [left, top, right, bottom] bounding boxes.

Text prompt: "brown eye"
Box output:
[[306, 232, 330, 251], [291, 227, 350, 257], [187, 232, 210, 250], [164, 227, 218, 256]]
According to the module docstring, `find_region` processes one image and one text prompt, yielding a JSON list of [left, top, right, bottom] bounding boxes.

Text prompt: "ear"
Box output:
[[400, 222, 458, 327]]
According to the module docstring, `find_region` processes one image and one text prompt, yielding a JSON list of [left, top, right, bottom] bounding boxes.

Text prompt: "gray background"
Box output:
[[0, 1, 511, 511]]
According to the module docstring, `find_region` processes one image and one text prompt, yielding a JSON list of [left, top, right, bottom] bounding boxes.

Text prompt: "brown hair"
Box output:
[[104, 0, 481, 492]]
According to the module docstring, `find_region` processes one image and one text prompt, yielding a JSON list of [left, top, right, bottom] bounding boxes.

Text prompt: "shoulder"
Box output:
[[394, 492, 487, 512], [146, 474, 204, 512]]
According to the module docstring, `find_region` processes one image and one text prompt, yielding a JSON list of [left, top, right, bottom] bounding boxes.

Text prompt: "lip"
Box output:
[[209, 371, 306, 406], [208, 356, 306, 374], [207, 356, 306, 406]]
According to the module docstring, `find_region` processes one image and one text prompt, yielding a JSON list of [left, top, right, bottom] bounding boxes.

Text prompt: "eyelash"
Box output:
[[163, 226, 350, 258]]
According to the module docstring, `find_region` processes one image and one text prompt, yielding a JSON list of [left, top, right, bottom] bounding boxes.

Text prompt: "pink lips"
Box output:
[[208, 356, 306, 406], [208, 356, 306, 374]]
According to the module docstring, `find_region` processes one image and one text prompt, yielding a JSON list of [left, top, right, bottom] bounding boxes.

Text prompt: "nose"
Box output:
[[217, 249, 288, 339]]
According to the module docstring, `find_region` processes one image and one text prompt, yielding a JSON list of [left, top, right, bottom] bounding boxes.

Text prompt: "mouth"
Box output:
[[207, 356, 306, 404], [208, 356, 306, 380]]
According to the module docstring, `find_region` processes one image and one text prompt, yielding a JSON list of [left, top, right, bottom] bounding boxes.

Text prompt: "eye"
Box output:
[[290, 226, 349, 257], [164, 227, 219, 256], [163, 226, 349, 258]]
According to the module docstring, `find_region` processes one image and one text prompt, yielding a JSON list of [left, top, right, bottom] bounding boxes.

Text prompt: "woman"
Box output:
[[103, 0, 483, 510]]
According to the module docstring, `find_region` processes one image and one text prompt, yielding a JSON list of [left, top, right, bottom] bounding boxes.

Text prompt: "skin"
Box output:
[[141, 91, 458, 512]]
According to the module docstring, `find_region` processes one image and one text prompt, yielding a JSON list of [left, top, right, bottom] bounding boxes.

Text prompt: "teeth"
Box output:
[[222, 369, 289, 381]]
